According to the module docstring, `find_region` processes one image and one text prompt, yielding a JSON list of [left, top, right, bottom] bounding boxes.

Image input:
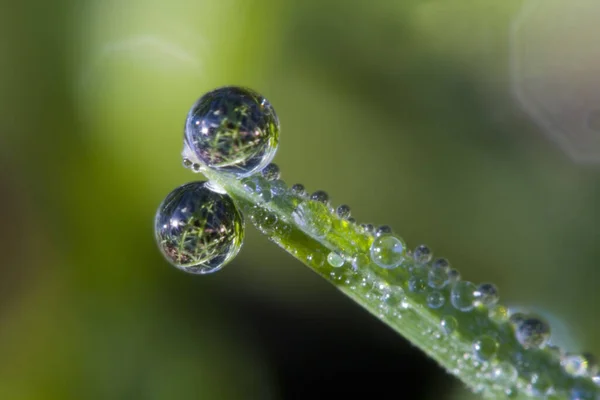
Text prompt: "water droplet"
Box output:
[[370, 235, 405, 269], [375, 225, 392, 237], [347, 217, 356, 224], [408, 275, 427, 293], [269, 179, 287, 196], [327, 252, 345, 268], [488, 305, 509, 323], [361, 223, 375, 234], [292, 201, 332, 239], [154, 181, 244, 274], [336, 204, 351, 219], [492, 362, 518, 386], [472, 335, 498, 361], [440, 316, 458, 335], [474, 283, 499, 307], [426, 291, 445, 309], [509, 312, 526, 327], [447, 269, 461, 283], [182, 158, 193, 168], [183, 86, 279, 177], [241, 175, 271, 202], [310, 190, 329, 204], [562, 353, 597, 377], [290, 183, 306, 196], [413, 245, 432, 264], [191, 163, 202, 173], [428, 266, 449, 289], [450, 281, 477, 312], [515, 317, 551, 349], [261, 163, 280, 181], [432, 258, 450, 270]]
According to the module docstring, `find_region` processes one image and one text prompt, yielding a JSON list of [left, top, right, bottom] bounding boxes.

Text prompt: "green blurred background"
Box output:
[[2, 0, 599, 398]]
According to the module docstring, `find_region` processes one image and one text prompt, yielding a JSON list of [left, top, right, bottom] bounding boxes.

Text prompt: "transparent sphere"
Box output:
[[154, 181, 245, 274], [184, 86, 280, 177]]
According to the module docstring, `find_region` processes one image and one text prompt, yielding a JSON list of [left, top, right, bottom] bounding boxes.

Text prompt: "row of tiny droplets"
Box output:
[[237, 162, 600, 400]]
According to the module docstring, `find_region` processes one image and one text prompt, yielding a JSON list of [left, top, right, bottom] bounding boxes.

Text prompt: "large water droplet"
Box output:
[[292, 201, 332, 239], [183, 86, 279, 177], [370, 235, 405, 269], [450, 281, 477, 312], [154, 181, 244, 274], [472, 335, 498, 361], [515, 317, 551, 349], [474, 283, 499, 307]]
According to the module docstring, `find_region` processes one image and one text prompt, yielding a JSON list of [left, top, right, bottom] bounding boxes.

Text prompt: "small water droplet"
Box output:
[[492, 362, 518, 386], [447, 269, 461, 282], [426, 291, 445, 309], [472, 335, 498, 361], [408, 275, 427, 293], [488, 305, 509, 323], [413, 245, 432, 264], [261, 163, 280, 181], [290, 183, 306, 196], [375, 225, 392, 237], [310, 190, 329, 204], [183, 86, 279, 177], [191, 163, 202, 173], [450, 281, 477, 312], [440, 316, 458, 335], [370, 235, 405, 269], [527, 373, 553, 397], [474, 283, 499, 307], [292, 201, 332, 239], [509, 311, 526, 327], [432, 258, 450, 270], [347, 217, 356, 224], [182, 158, 193, 168], [360, 223, 375, 234], [154, 181, 244, 274], [327, 252, 345, 268], [562, 353, 597, 377], [428, 266, 449, 289], [269, 179, 287, 196], [336, 204, 351, 219], [242, 175, 271, 202], [515, 317, 551, 349]]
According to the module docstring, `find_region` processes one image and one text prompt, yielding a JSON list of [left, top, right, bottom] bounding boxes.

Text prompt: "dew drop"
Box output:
[[327, 252, 345, 268], [562, 353, 597, 377], [426, 291, 445, 309], [370, 235, 405, 269], [474, 283, 499, 307], [154, 181, 244, 274], [292, 201, 332, 239], [361, 223, 375, 234], [428, 266, 449, 289], [440, 316, 458, 335], [352, 253, 370, 270], [290, 183, 306, 196], [432, 258, 450, 270], [472, 335, 498, 361], [413, 245, 433, 264], [527, 373, 553, 397], [347, 217, 356, 224], [375, 225, 392, 237], [191, 163, 202, 173], [450, 281, 477, 312], [336, 204, 351, 219], [408, 275, 427, 293], [241, 175, 271, 202], [183, 86, 279, 177], [182, 158, 193, 168], [509, 312, 526, 327], [447, 269, 461, 283], [488, 305, 509, 323], [515, 317, 551, 349], [261, 163, 280, 181], [492, 362, 518, 386], [310, 190, 329, 204], [269, 179, 287, 196]]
